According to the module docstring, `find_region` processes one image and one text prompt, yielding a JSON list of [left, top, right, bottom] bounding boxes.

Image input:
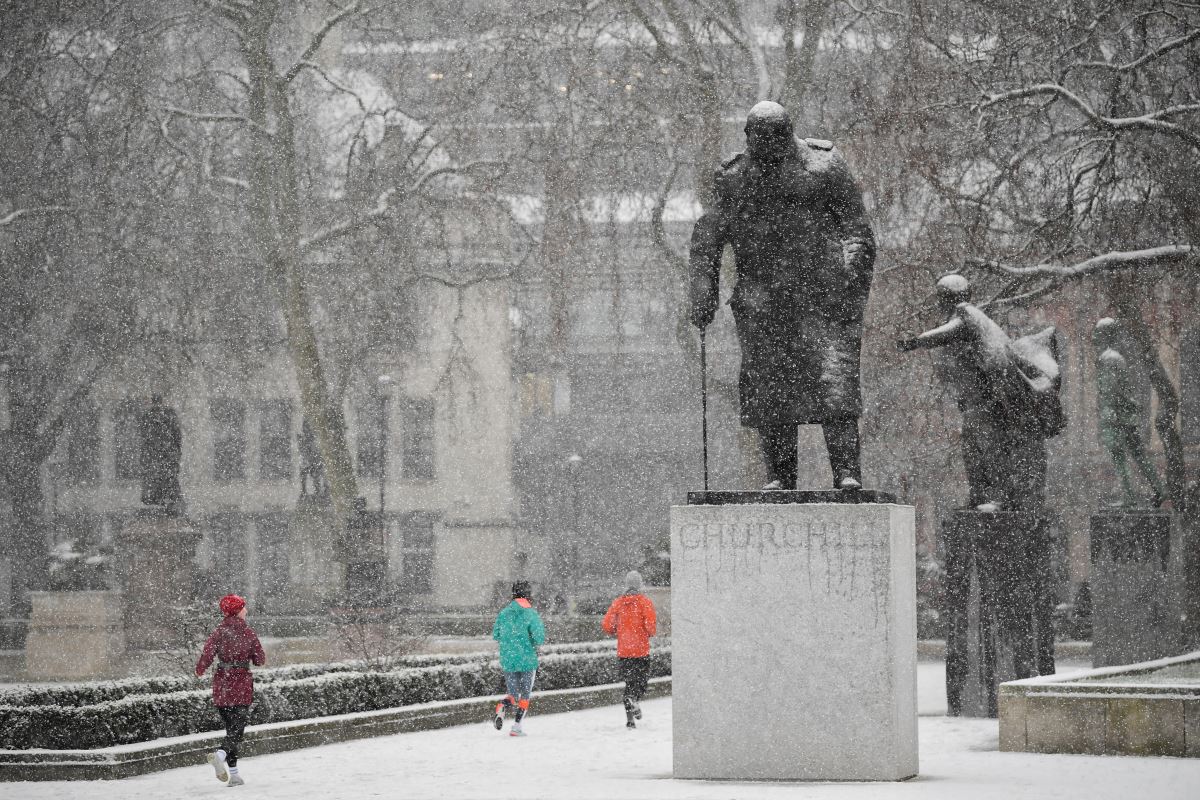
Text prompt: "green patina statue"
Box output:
[[1092, 317, 1165, 508]]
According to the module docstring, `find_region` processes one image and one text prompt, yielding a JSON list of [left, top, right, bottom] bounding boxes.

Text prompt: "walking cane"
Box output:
[[700, 329, 709, 492]]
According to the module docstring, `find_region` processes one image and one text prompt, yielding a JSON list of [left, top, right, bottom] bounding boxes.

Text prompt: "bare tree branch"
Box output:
[[0, 206, 70, 227], [162, 105, 244, 123], [649, 160, 687, 274], [967, 244, 1197, 280], [1073, 27, 1200, 72], [978, 83, 1200, 149], [283, 1, 367, 84]]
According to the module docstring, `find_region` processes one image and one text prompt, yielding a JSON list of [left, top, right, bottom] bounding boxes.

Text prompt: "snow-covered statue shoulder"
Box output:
[[689, 101, 877, 492], [897, 274, 1066, 514]]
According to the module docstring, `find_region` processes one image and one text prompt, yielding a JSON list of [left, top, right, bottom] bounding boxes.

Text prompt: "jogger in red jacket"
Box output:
[[602, 570, 657, 728], [196, 594, 266, 786]]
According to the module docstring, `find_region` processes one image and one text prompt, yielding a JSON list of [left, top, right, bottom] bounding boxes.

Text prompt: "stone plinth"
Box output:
[[24, 591, 124, 679], [671, 498, 917, 781], [1090, 511, 1180, 667], [289, 500, 343, 612], [117, 511, 201, 651], [943, 511, 1054, 718]]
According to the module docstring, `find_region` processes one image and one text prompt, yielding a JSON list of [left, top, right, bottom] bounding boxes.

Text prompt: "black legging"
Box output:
[[620, 657, 650, 704], [217, 706, 252, 767]]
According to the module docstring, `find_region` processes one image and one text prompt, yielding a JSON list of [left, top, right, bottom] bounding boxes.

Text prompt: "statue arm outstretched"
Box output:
[[898, 316, 965, 352]]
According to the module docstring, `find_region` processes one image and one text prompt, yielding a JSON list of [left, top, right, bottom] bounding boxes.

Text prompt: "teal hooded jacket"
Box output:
[[492, 598, 546, 672]]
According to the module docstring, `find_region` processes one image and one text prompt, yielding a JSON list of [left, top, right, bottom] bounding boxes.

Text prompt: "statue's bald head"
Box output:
[[936, 273, 971, 311], [1093, 316, 1120, 348], [747, 101, 791, 127], [745, 101, 795, 164]]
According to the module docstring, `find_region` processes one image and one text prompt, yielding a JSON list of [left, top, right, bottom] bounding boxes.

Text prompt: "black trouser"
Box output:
[[759, 419, 861, 489], [620, 657, 650, 705], [217, 706, 252, 767]]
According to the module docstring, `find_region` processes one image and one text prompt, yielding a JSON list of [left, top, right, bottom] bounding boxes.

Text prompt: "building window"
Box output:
[[356, 397, 389, 479], [208, 513, 247, 592], [255, 513, 290, 608], [113, 399, 141, 481], [212, 399, 246, 482], [401, 397, 435, 480], [259, 400, 293, 481], [64, 405, 100, 483], [399, 514, 435, 595]]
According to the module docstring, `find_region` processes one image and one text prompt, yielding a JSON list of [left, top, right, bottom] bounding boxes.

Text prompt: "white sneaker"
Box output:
[[509, 724, 526, 737], [207, 750, 229, 782], [227, 773, 244, 787]]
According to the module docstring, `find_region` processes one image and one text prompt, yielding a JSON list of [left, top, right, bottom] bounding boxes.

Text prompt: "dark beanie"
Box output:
[[511, 580, 532, 600]]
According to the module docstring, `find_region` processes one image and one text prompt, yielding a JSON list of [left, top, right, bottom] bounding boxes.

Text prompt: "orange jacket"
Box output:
[[602, 593, 657, 658]]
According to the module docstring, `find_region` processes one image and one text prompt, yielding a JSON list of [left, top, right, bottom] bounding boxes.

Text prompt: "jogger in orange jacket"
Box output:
[[602, 570, 657, 728]]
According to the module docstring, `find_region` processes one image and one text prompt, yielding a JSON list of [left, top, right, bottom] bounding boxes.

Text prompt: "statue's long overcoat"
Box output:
[[690, 138, 876, 427]]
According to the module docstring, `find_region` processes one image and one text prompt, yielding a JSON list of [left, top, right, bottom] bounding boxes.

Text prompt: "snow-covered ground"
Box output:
[[13, 661, 1200, 799]]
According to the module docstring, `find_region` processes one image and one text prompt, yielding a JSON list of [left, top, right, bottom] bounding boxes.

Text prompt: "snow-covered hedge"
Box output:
[[0, 640, 626, 709], [0, 642, 670, 750]]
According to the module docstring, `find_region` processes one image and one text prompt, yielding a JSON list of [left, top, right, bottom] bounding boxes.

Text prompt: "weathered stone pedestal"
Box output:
[[117, 511, 201, 651], [671, 493, 917, 781], [1090, 511, 1180, 667], [24, 591, 124, 679], [943, 511, 1054, 718]]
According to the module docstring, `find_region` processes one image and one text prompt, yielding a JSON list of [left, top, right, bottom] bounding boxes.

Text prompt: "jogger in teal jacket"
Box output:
[[492, 581, 545, 736]]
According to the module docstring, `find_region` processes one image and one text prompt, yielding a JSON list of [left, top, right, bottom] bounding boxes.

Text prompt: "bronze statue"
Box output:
[[298, 417, 328, 499], [689, 101, 876, 490], [138, 394, 183, 515], [1092, 317, 1165, 507], [898, 275, 1065, 514]]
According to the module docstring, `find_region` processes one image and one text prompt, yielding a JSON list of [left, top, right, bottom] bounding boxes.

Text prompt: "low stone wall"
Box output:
[[0, 677, 671, 781], [999, 651, 1200, 757]]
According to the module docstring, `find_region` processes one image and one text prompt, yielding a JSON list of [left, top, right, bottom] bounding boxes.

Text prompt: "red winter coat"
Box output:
[[195, 616, 266, 707], [602, 593, 657, 658]]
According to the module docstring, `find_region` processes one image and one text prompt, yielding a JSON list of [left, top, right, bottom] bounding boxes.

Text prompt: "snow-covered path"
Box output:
[[12, 693, 1200, 800]]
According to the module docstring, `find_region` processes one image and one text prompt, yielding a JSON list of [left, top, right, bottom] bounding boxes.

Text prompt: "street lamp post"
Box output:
[[567, 452, 582, 612], [377, 375, 392, 543]]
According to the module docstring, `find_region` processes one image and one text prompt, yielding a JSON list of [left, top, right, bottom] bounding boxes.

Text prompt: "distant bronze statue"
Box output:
[[898, 275, 1065, 514], [139, 394, 183, 515], [298, 417, 328, 499], [1092, 317, 1164, 507], [689, 101, 876, 490]]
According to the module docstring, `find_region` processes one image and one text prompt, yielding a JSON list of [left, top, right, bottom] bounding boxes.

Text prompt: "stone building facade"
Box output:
[[37, 280, 520, 616]]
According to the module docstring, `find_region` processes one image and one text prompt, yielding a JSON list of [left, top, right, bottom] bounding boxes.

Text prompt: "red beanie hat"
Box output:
[[219, 594, 246, 616]]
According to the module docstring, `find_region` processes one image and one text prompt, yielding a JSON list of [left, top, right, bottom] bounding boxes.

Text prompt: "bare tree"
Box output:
[[0, 1, 188, 609], [910, 0, 1200, 640], [158, 0, 509, 527]]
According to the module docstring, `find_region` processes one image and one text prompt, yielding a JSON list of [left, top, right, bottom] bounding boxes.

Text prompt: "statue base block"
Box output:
[[943, 511, 1055, 718], [117, 510, 201, 652], [670, 501, 918, 781], [1090, 511, 1181, 667]]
